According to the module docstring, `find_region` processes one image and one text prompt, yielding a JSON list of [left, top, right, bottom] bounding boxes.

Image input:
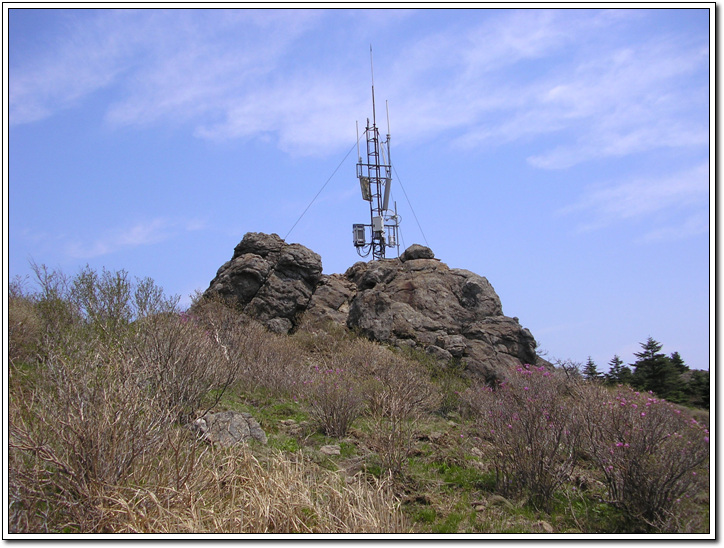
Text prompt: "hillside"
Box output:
[[7, 257, 710, 535]]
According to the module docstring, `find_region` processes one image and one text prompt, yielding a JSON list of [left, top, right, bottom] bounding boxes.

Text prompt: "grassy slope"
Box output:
[[7, 283, 710, 535]]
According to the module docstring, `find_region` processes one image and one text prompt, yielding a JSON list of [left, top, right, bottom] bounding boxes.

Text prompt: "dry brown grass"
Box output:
[[99, 442, 410, 534]]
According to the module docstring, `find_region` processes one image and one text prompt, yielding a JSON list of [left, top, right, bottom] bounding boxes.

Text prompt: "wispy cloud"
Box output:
[[637, 211, 709, 243], [559, 162, 709, 239], [438, 11, 708, 168], [65, 217, 205, 258], [10, 9, 708, 166]]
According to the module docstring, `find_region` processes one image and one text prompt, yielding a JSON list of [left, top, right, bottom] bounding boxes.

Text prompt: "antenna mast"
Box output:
[[353, 48, 400, 260]]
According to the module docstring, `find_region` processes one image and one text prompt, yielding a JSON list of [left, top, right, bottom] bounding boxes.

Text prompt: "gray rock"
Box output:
[[400, 244, 435, 262], [203, 232, 322, 333], [341, 249, 533, 378], [426, 344, 453, 362], [304, 274, 357, 327], [190, 410, 267, 447], [319, 444, 341, 456]]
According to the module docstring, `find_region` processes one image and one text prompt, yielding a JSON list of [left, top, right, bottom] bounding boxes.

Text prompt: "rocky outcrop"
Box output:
[[204, 232, 323, 333], [336, 253, 537, 379], [203, 233, 538, 379]]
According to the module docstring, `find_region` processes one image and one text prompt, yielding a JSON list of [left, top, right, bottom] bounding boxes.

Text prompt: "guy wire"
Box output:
[[284, 137, 361, 241], [391, 163, 429, 248]]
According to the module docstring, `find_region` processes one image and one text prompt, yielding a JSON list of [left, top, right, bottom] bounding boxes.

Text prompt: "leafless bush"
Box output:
[[7, 266, 245, 531], [8, 277, 41, 364], [577, 383, 710, 530], [302, 362, 365, 438], [360, 350, 441, 474], [463, 364, 582, 507], [193, 296, 308, 397], [129, 312, 236, 423], [8, 349, 172, 532]]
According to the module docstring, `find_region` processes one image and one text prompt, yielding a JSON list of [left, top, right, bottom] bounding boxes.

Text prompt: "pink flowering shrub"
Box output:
[[463, 364, 581, 506], [578, 384, 709, 529]]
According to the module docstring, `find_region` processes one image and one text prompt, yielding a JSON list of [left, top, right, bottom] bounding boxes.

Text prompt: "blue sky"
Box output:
[[6, 7, 712, 372]]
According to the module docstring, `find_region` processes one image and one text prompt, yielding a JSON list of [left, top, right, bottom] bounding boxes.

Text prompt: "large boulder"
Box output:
[[343, 256, 536, 379], [204, 232, 323, 333]]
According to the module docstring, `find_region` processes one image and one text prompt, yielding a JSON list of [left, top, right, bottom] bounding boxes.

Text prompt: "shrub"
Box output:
[[193, 296, 307, 397], [303, 363, 364, 438], [8, 278, 41, 365], [129, 311, 235, 423], [464, 364, 581, 507], [360, 351, 440, 474], [7, 266, 245, 531], [8, 348, 173, 532], [578, 384, 709, 530]]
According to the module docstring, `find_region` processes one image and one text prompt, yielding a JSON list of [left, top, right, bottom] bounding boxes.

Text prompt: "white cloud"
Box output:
[[10, 8, 708, 167], [65, 217, 205, 258], [637, 211, 709, 243], [524, 39, 708, 169], [560, 162, 709, 238]]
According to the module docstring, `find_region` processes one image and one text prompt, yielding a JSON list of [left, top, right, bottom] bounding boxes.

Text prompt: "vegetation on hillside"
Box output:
[[583, 340, 709, 410], [7, 265, 710, 535]]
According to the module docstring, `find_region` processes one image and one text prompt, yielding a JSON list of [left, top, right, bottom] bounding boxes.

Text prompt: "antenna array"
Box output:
[[353, 50, 400, 260]]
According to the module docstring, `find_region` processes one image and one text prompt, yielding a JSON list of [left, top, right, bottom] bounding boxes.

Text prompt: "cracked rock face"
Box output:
[[341, 255, 537, 379], [203, 232, 538, 379], [204, 232, 323, 333]]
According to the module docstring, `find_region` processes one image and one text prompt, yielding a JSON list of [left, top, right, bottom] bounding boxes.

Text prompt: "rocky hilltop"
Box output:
[[204, 232, 538, 379]]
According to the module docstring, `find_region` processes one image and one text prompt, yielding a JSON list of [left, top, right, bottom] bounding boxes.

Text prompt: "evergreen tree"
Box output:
[[630, 337, 682, 401], [669, 351, 689, 374], [684, 370, 710, 409], [582, 356, 601, 381], [605, 355, 632, 385]]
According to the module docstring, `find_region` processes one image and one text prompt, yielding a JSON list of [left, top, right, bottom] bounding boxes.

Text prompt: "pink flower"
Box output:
[[704, 437, 709, 443], [523, 386, 529, 391], [641, 412, 646, 417]]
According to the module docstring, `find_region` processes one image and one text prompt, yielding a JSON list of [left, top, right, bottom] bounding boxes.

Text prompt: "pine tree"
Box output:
[[605, 355, 632, 385], [669, 351, 689, 374], [684, 370, 710, 409], [630, 337, 682, 401], [582, 356, 601, 382]]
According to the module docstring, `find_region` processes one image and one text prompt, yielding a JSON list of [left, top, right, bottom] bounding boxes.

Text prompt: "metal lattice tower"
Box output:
[[353, 50, 400, 260]]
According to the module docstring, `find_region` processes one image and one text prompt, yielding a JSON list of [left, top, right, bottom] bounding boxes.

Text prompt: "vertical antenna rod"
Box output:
[[370, 45, 376, 128]]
